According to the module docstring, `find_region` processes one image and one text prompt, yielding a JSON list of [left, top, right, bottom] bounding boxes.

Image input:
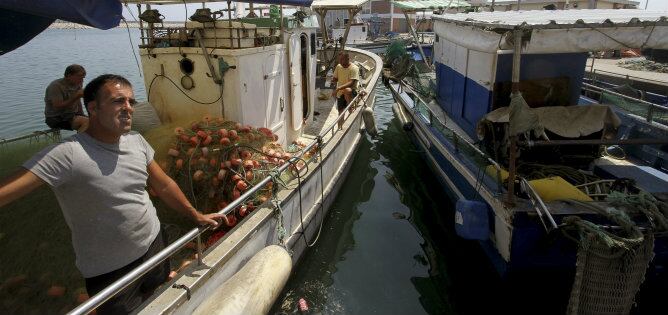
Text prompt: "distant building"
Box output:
[[321, 0, 467, 36], [469, 0, 639, 11]]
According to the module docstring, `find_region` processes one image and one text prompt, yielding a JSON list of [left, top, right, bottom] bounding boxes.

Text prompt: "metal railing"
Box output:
[[582, 82, 668, 123], [586, 67, 668, 86], [398, 81, 506, 194], [68, 75, 373, 315], [0, 129, 61, 146]]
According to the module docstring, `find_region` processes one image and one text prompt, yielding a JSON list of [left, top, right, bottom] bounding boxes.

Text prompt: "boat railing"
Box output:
[[0, 129, 61, 147], [519, 177, 559, 231], [67, 82, 372, 315], [582, 82, 668, 124], [397, 82, 506, 195], [586, 67, 668, 86]]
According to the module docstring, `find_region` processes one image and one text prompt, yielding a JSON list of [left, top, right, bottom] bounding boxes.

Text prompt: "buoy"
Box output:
[[392, 103, 413, 131], [192, 245, 292, 315], [362, 104, 378, 137]]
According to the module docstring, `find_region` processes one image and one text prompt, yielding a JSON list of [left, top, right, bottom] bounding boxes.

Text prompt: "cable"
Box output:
[[123, 3, 139, 22], [148, 74, 223, 105], [121, 17, 143, 78]]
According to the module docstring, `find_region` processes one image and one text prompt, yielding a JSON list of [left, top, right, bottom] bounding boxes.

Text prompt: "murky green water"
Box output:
[[270, 83, 504, 315]]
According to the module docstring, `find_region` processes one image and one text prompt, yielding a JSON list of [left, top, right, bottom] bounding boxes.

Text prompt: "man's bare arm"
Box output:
[[146, 161, 224, 227], [0, 169, 45, 208]]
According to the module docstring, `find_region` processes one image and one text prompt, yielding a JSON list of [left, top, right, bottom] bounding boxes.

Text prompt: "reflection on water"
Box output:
[[271, 83, 502, 315]]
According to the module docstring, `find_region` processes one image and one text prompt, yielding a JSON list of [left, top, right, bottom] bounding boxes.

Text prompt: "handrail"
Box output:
[[587, 68, 668, 85], [0, 129, 61, 146], [401, 82, 504, 172], [519, 177, 558, 231], [67, 70, 372, 315], [582, 82, 668, 110], [582, 82, 668, 123]]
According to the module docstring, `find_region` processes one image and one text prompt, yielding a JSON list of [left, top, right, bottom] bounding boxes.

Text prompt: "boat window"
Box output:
[[493, 77, 571, 109], [310, 33, 316, 56], [301, 33, 310, 121], [179, 58, 195, 75], [362, 26, 366, 33]]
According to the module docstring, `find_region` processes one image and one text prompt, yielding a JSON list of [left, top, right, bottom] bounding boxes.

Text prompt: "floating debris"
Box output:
[[392, 212, 407, 220]]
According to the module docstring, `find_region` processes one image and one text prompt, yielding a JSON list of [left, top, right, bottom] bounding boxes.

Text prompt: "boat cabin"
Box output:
[[133, 3, 320, 147], [432, 9, 668, 140]]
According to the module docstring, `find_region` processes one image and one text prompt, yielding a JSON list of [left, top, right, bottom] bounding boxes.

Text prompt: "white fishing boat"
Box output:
[[387, 9, 668, 313], [1, 0, 382, 313]]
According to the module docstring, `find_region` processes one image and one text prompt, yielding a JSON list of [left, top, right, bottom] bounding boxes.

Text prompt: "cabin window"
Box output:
[[362, 26, 366, 33], [310, 33, 316, 56], [300, 33, 311, 121]]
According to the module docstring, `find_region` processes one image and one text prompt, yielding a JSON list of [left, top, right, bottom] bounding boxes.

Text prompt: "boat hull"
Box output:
[[388, 80, 668, 279], [137, 48, 383, 314]]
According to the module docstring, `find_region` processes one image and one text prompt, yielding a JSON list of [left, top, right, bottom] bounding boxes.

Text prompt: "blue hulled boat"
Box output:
[[387, 9, 668, 313]]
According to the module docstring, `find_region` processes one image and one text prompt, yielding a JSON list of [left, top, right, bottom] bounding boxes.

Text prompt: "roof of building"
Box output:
[[433, 9, 668, 53], [311, 0, 370, 10], [433, 9, 667, 29], [391, 0, 470, 12]]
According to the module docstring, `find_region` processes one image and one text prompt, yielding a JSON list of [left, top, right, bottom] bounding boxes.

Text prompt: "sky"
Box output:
[[122, 0, 668, 21]]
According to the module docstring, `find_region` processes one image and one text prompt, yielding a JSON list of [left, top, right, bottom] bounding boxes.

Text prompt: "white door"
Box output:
[[288, 33, 303, 131], [264, 52, 285, 136]]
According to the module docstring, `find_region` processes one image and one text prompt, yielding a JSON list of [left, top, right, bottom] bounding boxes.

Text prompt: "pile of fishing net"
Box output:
[[152, 116, 310, 249]]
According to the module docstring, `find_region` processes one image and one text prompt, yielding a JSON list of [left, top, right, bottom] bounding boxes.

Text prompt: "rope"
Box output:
[[305, 136, 327, 248], [269, 169, 289, 251], [121, 17, 143, 78]]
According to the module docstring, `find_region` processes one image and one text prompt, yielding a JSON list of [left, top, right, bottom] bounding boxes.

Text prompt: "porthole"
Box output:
[[179, 58, 195, 75], [181, 75, 194, 90]]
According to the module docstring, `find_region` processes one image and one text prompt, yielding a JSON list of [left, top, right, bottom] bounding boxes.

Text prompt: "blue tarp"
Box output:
[[0, 0, 122, 29], [0, 0, 122, 55]]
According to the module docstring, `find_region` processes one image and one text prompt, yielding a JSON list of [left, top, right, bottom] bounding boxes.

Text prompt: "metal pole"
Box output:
[[340, 8, 357, 52], [404, 11, 430, 67], [506, 30, 522, 206], [516, 0, 521, 11]]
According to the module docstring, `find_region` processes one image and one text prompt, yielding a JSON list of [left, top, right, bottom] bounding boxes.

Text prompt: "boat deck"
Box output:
[[303, 90, 340, 137]]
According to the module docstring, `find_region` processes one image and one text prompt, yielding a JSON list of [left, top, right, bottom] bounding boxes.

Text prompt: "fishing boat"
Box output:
[[1, 0, 382, 313], [387, 9, 668, 313]]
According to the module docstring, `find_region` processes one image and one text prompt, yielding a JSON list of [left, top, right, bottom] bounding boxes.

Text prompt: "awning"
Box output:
[[392, 0, 471, 12], [311, 0, 370, 11], [433, 9, 668, 53], [0, 0, 122, 29], [0, 0, 122, 55]]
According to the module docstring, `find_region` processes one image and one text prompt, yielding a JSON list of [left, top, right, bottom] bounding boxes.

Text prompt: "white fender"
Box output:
[[362, 104, 378, 137], [193, 245, 292, 315]]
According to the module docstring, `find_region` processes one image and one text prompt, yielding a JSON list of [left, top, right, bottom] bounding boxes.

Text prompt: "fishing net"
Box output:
[[145, 115, 311, 248], [566, 231, 654, 315], [563, 193, 665, 314], [600, 90, 668, 126]]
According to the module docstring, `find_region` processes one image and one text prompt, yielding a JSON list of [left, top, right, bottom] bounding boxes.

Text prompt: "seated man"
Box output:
[[331, 53, 359, 129], [44, 64, 89, 132]]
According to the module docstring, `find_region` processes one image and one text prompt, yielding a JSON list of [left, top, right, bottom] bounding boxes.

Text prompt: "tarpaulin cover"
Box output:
[[0, 0, 122, 55]]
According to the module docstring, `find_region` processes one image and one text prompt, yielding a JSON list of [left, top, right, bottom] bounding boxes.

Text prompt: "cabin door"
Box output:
[[288, 33, 304, 130], [264, 51, 286, 138]]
